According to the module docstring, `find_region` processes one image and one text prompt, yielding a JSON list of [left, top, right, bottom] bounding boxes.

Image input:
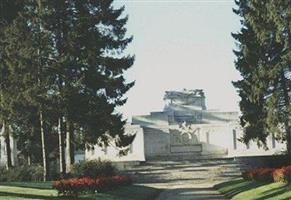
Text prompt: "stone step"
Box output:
[[127, 158, 245, 173], [124, 158, 244, 186]]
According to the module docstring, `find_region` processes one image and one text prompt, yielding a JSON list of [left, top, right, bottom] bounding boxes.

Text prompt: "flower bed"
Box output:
[[273, 166, 291, 183], [242, 169, 254, 180], [242, 165, 291, 183], [52, 175, 131, 197], [242, 167, 274, 182], [254, 167, 275, 182]]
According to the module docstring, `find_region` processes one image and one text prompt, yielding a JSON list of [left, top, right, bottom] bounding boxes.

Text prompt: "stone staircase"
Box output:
[[123, 158, 246, 188]]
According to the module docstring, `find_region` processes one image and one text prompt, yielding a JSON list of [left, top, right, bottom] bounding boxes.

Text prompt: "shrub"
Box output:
[[53, 177, 96, 197], [95, 176, 132, 192], [241, 166, 291, 183], [242, 167, 275, 182], [0, 165, 43, 182], [22, 165, 43, 181], [273, 168, 285, 182], [253, 167, 274, 182], [242, 169, 254, 180], [52, 175, 131, 197], [48, 160, 59, 181], [70, 159, 116, 178], [273, 166, 291, 183], [0, 167, 8, 182]]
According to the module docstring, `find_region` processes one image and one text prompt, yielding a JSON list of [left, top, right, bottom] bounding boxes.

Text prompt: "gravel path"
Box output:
[[127, 159, 242, 200]]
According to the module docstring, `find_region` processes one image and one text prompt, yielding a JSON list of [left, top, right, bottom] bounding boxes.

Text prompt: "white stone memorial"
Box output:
[[87, 89, 286, 162]]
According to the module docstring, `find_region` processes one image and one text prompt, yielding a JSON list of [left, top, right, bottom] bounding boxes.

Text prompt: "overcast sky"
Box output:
[[115, 0, 242, 120]]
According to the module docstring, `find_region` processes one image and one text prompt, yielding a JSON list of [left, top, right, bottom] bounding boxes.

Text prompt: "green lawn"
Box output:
[[0, 182, 161, 200], [214, 178, 291, 200]]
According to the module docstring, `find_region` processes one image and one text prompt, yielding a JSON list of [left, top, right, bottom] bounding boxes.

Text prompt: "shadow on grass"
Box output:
[[214, 179, 266, 198], [255, 184, 291, 200], [0, 184, 161, 200], [0, 192, 99, 200], [0, 182, 53, 190], [215, 179, 291, 200], [0, 191, 62, 200]]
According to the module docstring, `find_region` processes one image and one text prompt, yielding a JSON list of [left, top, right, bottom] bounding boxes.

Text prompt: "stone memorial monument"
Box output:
[[85, 89, 286, 162]]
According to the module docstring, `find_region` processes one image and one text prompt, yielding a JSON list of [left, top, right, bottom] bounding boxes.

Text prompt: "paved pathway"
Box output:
[[127, 159, 243, 200]]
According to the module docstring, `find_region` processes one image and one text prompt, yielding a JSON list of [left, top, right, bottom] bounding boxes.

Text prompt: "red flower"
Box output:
[[273, 165, 291, 183], [52, 175, 132, 196], [242, 167, 275, 182]]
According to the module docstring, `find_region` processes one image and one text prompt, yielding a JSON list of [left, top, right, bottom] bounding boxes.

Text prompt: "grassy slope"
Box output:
[[214, 179, 291, 200], [0, 182, 161, 200]]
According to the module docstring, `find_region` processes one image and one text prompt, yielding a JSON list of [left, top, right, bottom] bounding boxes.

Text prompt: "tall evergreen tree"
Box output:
[[233, 0, 290, 152], [0, 0, 24, 169], [43, 0, 74, 176], [72, 0, 135, 155], [0, 0, 135, 177], [1, 0, 55, 180], [44, 0, 136, 172]]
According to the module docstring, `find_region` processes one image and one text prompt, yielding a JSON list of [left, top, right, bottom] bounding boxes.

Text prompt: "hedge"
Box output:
[[52, 175, 131, 198], [273, 166, 291, 183], [242, 167, 274, 182], [69, 159, 116, 178], [242, 165, 291, 183], [0, 165, 43, 182]]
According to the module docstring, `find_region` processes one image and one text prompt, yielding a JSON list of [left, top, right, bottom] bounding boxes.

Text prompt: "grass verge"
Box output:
[[0, 182, 161, 200], [214, 178, 291, 200]]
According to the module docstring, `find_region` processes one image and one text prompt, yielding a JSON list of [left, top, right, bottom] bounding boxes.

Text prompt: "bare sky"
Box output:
[[115, 0, 242, 120]]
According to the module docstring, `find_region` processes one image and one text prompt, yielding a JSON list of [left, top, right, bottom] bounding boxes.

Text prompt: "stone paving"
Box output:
[[127, 159, 243, 200]]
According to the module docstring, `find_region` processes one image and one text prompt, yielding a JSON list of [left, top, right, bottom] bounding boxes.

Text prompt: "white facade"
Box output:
[[86, 125, 145, 162], [88, 89, 286, 162]]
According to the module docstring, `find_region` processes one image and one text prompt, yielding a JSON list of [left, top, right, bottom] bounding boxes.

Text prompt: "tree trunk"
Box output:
[[3, 120, 12, 170], [58, 117, 65, 177], [27, 154, 31, 166], [39, 110, 47, 182], [65, 119, 73, 172], [285, 123, 291, 155], [36, 0, 47, 181], [70, 124, 75, 165], [281, 70, 291, 154]]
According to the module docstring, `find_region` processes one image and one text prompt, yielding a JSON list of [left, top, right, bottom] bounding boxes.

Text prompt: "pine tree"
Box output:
[[43, 0, 136, 172], [72, 0, 135, 155], [1, 0, 55, 180], [233, 0, 290, 152], [232, 0, 269, 147], [262, 0, 291, 153], [43, 0, 74, 176], [0, 0, 135, 176], [0, 0, 25, 169]]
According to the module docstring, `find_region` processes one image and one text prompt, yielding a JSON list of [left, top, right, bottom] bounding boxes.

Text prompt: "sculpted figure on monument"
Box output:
[[178, 122, 200, 144]]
